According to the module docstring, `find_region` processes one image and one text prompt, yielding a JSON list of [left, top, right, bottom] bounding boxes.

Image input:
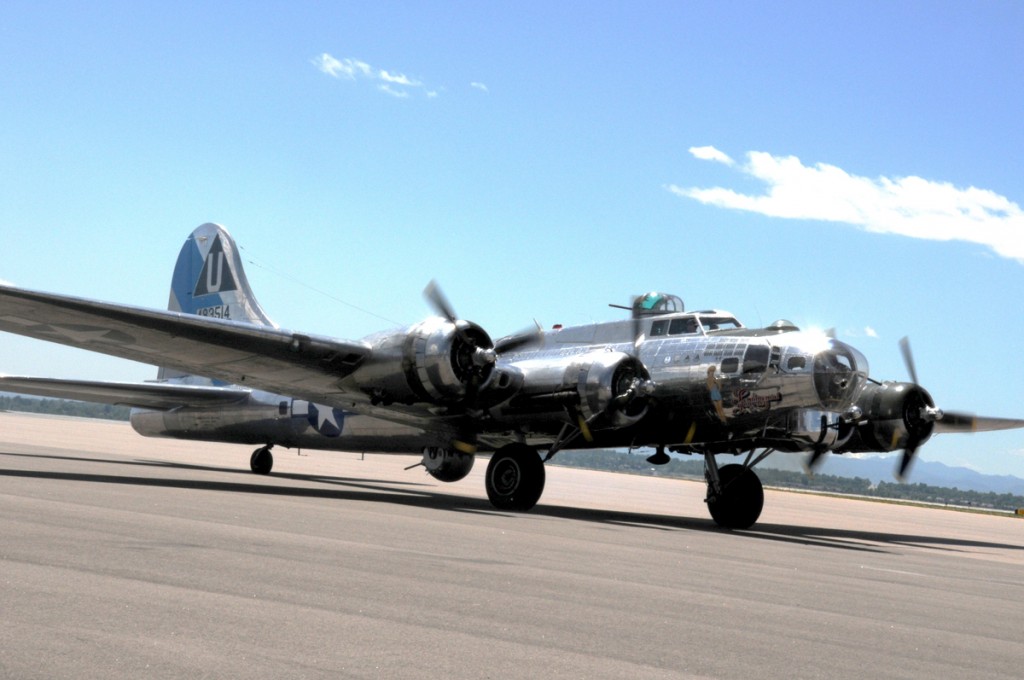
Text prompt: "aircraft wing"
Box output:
[[0, 376, 250, 410], [0, 283, 371, 410]]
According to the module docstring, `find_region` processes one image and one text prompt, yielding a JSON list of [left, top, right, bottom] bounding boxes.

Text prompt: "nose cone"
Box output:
[[813, 339, 868, 409]]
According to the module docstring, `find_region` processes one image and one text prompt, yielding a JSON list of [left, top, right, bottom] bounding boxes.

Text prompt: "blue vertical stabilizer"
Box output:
[[159, 223, 276, 380]]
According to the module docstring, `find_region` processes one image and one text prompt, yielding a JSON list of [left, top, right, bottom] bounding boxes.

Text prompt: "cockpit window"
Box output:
[[698, 316, 742, 332], [668, 318, 697, 335], [650, 319, 668, 336], [743, 345, 770, 374], [721, 357, 740, 373], [787, 356, 807, 371]]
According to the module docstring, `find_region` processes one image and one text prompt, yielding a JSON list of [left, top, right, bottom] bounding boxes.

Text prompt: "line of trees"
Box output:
[[0, 395, 131, 421], [549, 449, 1024, 513]]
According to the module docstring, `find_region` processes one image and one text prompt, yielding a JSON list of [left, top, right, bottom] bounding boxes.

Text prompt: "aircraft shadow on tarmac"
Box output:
[[3, 449, 1021, 555]]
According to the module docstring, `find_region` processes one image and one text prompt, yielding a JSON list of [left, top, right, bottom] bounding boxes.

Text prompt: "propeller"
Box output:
[[494, 320, 544, 354], [421, 281, 500, 452], [934, 413, 1024, 433], [893, 337, 1024, 479], [803, 413, 835, 475], [425, 280, 544, 358], [626, 295, 655, 403], [898, 337, 919, 386], [423, 280, 545, 403], [896, 337, 931, 480], [424, 280, 496, 371]]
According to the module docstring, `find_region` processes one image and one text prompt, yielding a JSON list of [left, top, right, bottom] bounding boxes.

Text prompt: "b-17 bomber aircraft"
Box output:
[[2, 223, 1022, 529]]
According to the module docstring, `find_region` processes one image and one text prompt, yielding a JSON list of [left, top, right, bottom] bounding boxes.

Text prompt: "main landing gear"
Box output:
[[250, 445, 274, 475], [703, 451, 764, 529], [485, 443, 546, 511]]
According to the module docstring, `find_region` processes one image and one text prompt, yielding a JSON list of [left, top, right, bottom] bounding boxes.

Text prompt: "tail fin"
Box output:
[[160, 223, 276, 380], [167, 223, 275, 325]]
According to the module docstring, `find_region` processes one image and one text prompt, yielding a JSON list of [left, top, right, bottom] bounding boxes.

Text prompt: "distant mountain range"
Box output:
[[763, 452, 1024, 495]]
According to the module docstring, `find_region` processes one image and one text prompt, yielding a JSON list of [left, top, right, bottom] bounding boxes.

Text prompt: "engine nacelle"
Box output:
[[516, 351, 653, 428], [833, 381, 936, 453], [421, 447, 475, 482], [775, 409, 843, 453], [352, 318, 494, 406]]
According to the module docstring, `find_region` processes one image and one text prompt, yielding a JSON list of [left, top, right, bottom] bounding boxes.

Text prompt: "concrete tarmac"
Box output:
[[1, 412, 1022, 679]]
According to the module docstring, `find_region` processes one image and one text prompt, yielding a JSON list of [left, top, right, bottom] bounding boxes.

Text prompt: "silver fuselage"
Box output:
[[131, 309, 869, 456]]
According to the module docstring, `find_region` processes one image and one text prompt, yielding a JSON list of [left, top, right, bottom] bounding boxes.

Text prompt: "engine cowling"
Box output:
[[352, 318, 494, 406], [833, 381, 936, 453], [514, 351, 654, 428]]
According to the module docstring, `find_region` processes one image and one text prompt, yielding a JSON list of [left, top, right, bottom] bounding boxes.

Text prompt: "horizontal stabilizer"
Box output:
[[0, 376, 251, 410]]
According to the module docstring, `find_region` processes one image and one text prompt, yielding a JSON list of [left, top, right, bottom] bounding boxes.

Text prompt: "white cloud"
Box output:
[[864, 326, 879, 338], [313, 53, 429, 98], [668, 148, 1024, 264], [470, 82, 489, 93], [689, 145, 733, 165], [378, 84, 410, 98], [379, 70, 420, 87], [313, 54, 371, 79]]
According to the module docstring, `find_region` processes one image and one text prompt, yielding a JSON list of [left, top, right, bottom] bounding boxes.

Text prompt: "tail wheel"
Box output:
[[707, 464, 763, 529], [485, 443, 545, 511]]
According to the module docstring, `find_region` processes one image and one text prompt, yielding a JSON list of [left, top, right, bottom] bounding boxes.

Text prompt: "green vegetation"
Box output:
[[549, 449, 1024, 513], [0, 395, 131, 421]]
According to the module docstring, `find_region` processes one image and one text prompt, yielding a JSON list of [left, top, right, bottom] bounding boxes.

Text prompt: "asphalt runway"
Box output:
[[1, 412, 1022, 679]]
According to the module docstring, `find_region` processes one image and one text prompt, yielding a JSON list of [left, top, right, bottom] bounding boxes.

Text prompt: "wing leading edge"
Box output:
[[0, 283, 370, 410]]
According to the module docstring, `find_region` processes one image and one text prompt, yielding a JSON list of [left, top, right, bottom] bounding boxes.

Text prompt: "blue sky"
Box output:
[[2, 2, 1023, 479]]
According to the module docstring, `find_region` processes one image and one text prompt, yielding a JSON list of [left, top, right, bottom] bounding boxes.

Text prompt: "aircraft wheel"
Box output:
[[485, 444, 545, 511], [250, 446, 274, 475], [707, 464, 763, 529]]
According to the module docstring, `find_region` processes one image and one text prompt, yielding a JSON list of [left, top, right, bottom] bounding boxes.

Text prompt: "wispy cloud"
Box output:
[[470, 81, 489, 93], [840, 326, 880, 340], [668, 146, 1024, 263], [314, 54, 371, 79], [313, 53, 428, 98], [378, 84, 410, 98], [379, 70, 420, 87]]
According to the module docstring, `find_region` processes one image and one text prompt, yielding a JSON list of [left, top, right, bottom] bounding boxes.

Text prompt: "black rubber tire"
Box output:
[[250, 446, 274, 475], [707, 463, 763, 529], [485, 444, 545, 511]]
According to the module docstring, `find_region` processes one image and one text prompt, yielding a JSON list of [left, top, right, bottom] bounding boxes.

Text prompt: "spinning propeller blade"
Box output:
[[934, 413, 1024, 433], [899, 336, 919, 386], [896, 336, 922, 480], [893, 336, 1024, 480], [424, 279, 458, 326], [422, 280, 496, 394], [494, 321, 544, 354]]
